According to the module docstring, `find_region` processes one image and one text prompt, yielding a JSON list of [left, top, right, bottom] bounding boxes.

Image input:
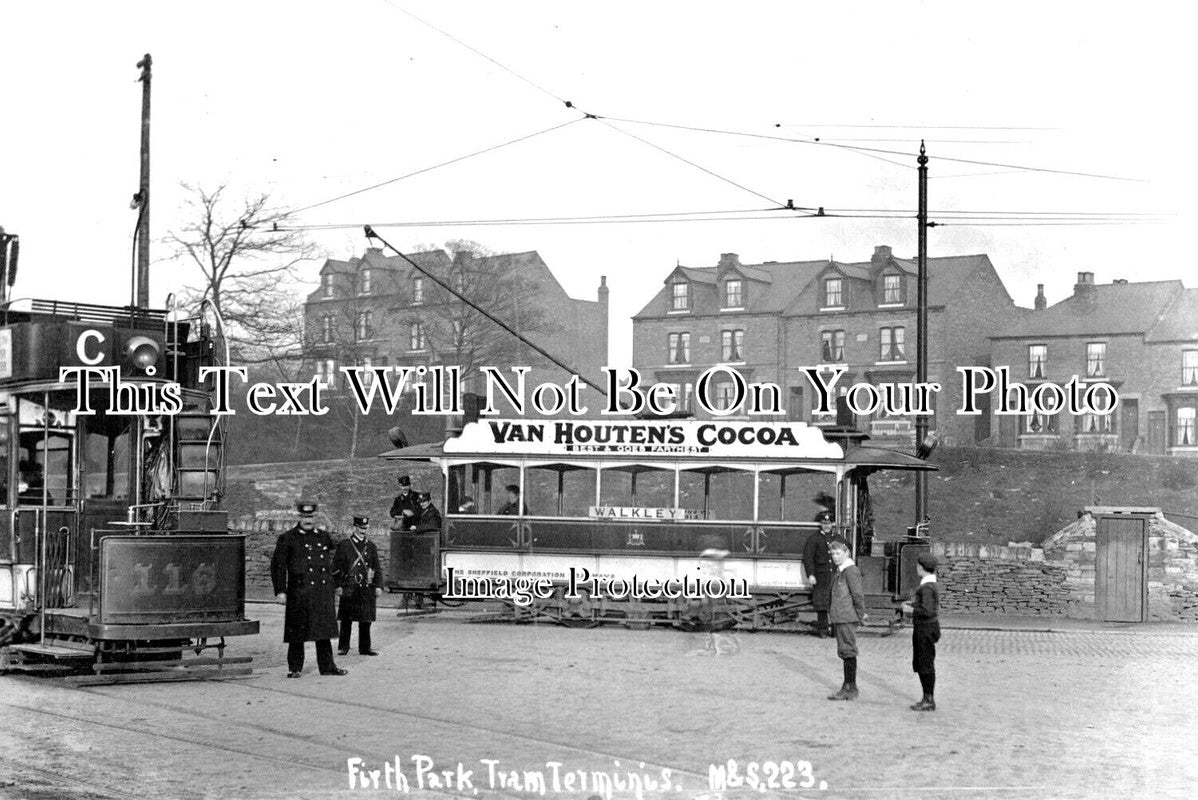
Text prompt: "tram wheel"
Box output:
[[559, 617, 601, 629]]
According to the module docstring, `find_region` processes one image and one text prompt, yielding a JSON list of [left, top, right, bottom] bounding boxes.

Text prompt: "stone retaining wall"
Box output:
[[932, 542, 1077, 615], [230, 515, 394, 598]]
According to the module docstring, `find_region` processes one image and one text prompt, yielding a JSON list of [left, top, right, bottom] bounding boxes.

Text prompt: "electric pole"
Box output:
[[135, 54, 152, 308], [915, 141, 929, 526]]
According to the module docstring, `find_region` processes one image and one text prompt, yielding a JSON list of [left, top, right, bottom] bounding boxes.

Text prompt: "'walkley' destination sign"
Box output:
[[444, 419, 845, 459], [587, 506, 697, 521]]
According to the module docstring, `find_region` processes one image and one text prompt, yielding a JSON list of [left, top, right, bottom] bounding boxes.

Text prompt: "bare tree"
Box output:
[[399, 240, 556, 387], [167, 183, 316, 372]]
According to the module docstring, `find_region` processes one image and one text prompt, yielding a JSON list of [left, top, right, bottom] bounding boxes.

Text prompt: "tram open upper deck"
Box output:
[[0, 299, 258, 683], [382, 417, 936, 631]]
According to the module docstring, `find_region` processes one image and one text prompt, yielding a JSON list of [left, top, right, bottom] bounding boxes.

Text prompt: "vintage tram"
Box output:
[[0, 299, 257, 683], [383, 417, 934, 632]]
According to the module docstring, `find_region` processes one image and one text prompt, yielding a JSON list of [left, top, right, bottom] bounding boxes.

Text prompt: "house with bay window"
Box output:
[[632, 246, 1020, 447], [989, 274, 1197, 455]]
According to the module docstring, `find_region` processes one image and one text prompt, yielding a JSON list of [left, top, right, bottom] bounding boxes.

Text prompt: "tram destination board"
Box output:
[[98, 535, 246, 624]]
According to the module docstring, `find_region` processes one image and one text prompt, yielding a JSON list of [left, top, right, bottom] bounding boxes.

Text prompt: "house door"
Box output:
[[1094, 515, 1147, 622], [1120, 400, 1139, 451]]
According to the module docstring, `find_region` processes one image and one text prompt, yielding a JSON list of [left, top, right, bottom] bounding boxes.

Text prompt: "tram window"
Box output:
[[678, 469, 754, 521], [524, 466, 596, 517], [83, 417, 133, 499], [0, 417, 10, 507], [488, 466, 520, 514], [18, 432, 74, 506], [600, 466, 672, 510], [758, 471, 836, 522]]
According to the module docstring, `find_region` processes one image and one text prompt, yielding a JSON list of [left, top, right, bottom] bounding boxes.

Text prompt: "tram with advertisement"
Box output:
[[383, 417, 935, 632], [0, 299, 258, 683]]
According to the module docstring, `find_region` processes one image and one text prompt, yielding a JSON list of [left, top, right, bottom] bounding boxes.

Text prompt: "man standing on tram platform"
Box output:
[[272, 500, 348, 678], [803, 510, 847, 638], [390, 475, 420, 531]]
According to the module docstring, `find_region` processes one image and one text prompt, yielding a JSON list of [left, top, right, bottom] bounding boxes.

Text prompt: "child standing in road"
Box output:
[[826, 539, 866, 700], [902, 552, 941, 711]]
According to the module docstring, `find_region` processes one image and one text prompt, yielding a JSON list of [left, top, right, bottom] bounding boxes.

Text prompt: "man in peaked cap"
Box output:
[[389, 475, 420, 532], [803, 509, 848, 638], [271, 500, 347, 677], [333, 515, 383, 656]]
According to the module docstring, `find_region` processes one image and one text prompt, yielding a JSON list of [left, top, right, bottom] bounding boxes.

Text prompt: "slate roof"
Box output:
[[991, 280, 1184, 339], [635, 250, 996, 319], [1146, 287, 1198, 343]]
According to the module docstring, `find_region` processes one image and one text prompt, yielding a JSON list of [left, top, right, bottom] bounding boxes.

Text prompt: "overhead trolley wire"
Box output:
[[270, 118, 585, 223]]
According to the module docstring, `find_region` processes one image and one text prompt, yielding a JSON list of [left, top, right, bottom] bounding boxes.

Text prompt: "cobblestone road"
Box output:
[[2, 607, 1196, 800]]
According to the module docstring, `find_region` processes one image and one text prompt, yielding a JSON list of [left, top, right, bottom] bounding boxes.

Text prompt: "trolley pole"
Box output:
[[914, 141, 930, 526], [135, 54, 152, 308]]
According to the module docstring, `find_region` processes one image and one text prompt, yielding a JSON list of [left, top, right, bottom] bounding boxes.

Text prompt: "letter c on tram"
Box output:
[[76, 329, 106, 365]]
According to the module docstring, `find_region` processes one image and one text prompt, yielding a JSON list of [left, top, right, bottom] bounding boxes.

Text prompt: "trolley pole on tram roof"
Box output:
[[135, 54, 152, 309], [914, 141, 930, 526]]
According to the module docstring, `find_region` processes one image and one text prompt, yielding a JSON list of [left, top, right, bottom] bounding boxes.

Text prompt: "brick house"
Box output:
[[631, 246, 1020, 446], [303, 247, 609, 408], [989, 274, 1197, 456]]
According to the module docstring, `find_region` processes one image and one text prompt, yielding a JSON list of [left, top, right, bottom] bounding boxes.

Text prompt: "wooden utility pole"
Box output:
[[135, 54, 152, 308], [915, 141, 930, 525]]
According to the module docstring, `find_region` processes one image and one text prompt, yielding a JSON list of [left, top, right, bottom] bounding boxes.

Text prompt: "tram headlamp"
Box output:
[[125, 335, 161, 373]]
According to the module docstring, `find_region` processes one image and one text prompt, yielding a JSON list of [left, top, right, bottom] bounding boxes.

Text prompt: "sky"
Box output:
[[1, 1, 1194, 367]]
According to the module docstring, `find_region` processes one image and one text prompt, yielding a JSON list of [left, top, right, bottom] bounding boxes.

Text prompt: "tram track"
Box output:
[[0, 753, 142, 800], [75, 678, 726, 798]]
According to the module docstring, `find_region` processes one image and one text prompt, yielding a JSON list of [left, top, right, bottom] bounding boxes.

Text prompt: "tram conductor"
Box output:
[[390, 475, 420, 532], [271, 500, 348, 678], [334, 515, 383, 656], [803, 510, 847, 638]]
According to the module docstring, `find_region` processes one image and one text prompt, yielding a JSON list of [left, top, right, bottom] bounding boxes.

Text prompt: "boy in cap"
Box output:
[[803, 510, 847, 637], [902, 552, 941, 711], [390, 475, 419, 531], [334, 515, 383, 656], [826, 539, 866, 700], [271, 500, 347, 678]]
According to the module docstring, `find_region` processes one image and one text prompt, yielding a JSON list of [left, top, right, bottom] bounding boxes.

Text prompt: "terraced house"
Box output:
[[632, 246, 1021, 446], [989, 274, 1198, 456], [303, 247, 609, 408]]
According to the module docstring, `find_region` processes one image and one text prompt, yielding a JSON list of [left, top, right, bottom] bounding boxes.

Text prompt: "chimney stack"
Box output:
[[718, 253, 740, 269], [1034, 284, 1046, 311], [872, 245, 893, 268], [1073, 271, 1096, 297]]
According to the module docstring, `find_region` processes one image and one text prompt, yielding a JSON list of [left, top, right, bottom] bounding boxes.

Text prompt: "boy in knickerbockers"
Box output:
[[902, 552, 941, 711], [826, 539, 867, 701]]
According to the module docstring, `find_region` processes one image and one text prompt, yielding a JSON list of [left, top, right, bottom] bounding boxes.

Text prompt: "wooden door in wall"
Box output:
[[1095, 515, 1147, 622], [1147, 411, 1166, 454]]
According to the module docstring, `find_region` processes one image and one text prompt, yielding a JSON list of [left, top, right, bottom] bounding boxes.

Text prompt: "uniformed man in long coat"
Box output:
[[413, 491, 442, 533], [271, 500, 347, 677], [802, 510, 848, 638], [389, 475, 420, 531], [334, 515, 383, 656]]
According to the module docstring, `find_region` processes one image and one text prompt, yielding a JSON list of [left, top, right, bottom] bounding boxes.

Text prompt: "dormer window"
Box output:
[[360, 268, 372, 294], [1029, 345, 1048, 380], [412, 277, 424, 305], [671, 280, 689, 312], [882, 274, 903, 304], [823, 278, 843, 308], [322, 273, 334, 298], [724, 279, 743, 308]]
